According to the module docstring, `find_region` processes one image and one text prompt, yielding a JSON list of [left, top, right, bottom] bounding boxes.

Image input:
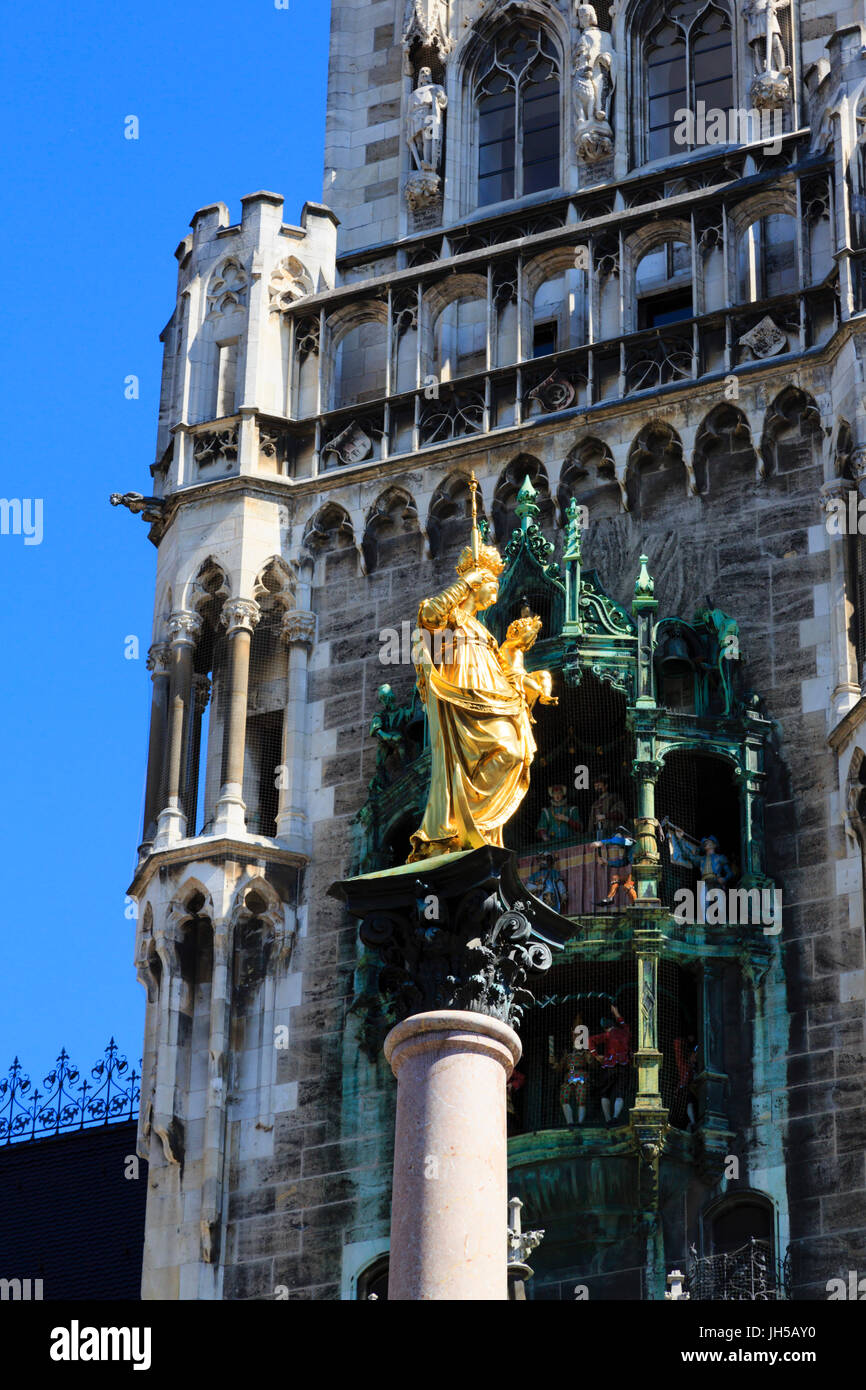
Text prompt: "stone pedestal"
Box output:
[[385, 1010, 520, 1302]]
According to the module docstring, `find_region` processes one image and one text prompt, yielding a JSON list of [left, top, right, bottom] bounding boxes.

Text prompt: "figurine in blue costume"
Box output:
[[528, 852, 568, 913]]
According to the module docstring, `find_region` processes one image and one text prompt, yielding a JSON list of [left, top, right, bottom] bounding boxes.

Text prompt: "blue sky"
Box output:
[[0, 1, 330, 1096]]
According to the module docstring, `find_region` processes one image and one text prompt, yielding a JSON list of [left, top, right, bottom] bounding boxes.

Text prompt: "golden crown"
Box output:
[[456, 543, 505, 579]]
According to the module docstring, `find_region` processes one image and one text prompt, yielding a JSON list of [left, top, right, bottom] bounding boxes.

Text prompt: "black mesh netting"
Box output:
[[508, 956, 697, 1135]]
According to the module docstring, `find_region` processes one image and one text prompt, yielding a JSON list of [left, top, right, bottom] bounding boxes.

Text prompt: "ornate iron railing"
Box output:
[[0, 1039, 140, 1145], [687, 1238, 791, 1301]]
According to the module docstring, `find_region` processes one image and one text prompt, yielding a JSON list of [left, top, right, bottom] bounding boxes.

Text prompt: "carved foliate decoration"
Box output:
[[168, 611, 203, 646], [220, 598, 261, 636], [193, 428, 238, 465], [577, 573, 634, 639], [406, 169, 442, 212], [331, 848, 558, 1029], [146, 642, 171, 674], [281, 610, 317, 648]]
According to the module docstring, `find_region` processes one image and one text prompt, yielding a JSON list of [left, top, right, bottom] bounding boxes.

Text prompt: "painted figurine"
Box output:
[[528, 852, 568, 913], [549, 1015, 593, 1126], [591, 827, 637, 905], [589, 1005, 632, 1125], [589, 775, 626, 839], [536, 784, 582, 842]]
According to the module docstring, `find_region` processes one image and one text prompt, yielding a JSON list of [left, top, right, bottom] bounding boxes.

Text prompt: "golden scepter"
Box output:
[[468, 471, 480, 562]]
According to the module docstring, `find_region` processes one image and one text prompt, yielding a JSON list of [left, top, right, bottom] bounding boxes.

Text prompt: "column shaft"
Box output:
[[141, 644, 171, 848], [214, 599, 259, 837], [155, 614, 200, 848], [384, 1010, 520, 1301]]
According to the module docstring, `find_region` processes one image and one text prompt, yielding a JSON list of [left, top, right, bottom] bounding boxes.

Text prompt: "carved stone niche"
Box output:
[[329, 846, 562, 1030]]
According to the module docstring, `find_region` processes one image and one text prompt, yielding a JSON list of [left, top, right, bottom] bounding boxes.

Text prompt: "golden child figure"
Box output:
[[408, 476, 556, 862]]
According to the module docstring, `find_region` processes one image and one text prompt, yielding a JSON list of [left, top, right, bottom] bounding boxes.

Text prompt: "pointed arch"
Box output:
[[427, 471, 488, 559], [446, 1, 568, 218], [760, 386, 823, 480], [492, 455, 554, 542], [693, 404, 759, 494], [560, 436, 624, 517], [628, 419, 691, 509], [362, 487, 422, 575]]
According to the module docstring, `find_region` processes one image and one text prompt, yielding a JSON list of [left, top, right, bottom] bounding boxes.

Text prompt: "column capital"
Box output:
[[331, 848, 556, 1030], [167, 611, 203, 647], [281, 608, 317, 647], [221, 597, 261, 636], [146, 642, 171, 674], [632, 757, 663, 783]]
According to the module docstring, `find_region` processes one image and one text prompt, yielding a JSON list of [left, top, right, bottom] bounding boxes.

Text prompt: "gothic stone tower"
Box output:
[[123, 0, 866, 1299]]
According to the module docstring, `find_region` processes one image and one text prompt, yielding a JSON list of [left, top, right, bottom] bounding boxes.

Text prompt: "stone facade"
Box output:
[[123, 0, 866, 1299]]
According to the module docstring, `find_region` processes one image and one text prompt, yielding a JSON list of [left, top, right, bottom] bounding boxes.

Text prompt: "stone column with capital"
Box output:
[[213, 598, 260, 838], [276, 608, 317, 852], [330, 847, 558, 1301], [141, 642, 171, 853], [155, 612, 202, 849]]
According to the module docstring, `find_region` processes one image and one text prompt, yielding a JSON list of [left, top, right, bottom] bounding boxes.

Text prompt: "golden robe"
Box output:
[[408, 581, 537, 860]]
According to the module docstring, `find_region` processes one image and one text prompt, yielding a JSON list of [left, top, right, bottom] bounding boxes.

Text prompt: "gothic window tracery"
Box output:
[[638, 0, 733, 165], [474, 22, 561, 208]]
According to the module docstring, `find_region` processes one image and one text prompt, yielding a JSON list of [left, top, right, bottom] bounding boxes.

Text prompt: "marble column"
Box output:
[[213, 598, 260, 838], [141, 642, 171, 852], [275, 608, 317, 852], [384, 1010, 521, 1302], [155, 612, 201, 849]]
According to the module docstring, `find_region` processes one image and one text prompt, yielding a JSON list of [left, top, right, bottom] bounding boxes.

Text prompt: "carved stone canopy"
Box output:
[[330, 846, 563, 1028], [402, 0, 451, 58]]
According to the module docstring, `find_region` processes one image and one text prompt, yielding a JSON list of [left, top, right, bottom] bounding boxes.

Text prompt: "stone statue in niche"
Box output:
[[406, 65, 448, 210], [743, 0, 791, 110], [573, 1, 616, 164]]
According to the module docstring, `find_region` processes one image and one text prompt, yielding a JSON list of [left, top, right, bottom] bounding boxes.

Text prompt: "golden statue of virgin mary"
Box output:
[[408, 476, 556, 862]]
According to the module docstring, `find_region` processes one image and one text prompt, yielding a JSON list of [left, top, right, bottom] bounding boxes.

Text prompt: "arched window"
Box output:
[[640, 1, 733, 164], [737, 214, 798, 301], [636, 240, 692, 328], [475, 23, 560, 208], [357, 1256, 389, 1300]]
